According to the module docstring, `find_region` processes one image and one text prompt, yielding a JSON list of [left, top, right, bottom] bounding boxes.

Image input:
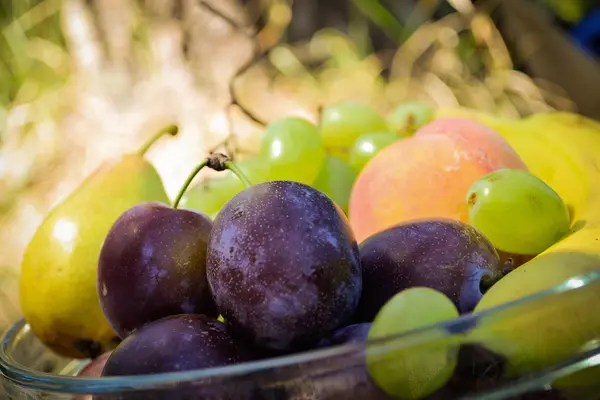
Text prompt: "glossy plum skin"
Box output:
[[101, 314, 256, 375], [98, 202, 216, 338], [206, 181, 362, 352], [354, 219, 503, 322], [100, 314, 259, 400]]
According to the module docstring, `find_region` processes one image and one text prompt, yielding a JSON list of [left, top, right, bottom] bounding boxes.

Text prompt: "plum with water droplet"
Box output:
[[354, 218, 503, 322], [100, 314, 259, 400], [206, 180, 362, 353], [98, 202, 216, 338]]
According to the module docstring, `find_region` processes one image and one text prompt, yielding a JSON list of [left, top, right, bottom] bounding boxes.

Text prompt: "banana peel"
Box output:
[[435, 108, 600, 388]]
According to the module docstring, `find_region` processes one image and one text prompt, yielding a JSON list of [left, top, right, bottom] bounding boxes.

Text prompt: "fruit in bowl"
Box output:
[[366, 287, 460, 399], [101, 314, 260, 400], [354, 218, 503, 322], [97, 201, 217, 338], [12, 103, 600, 399], [435, 110, 600, 383], [19, 125, 180, 358], [348, 117, 529, 243], [466, 168, 571, 256]]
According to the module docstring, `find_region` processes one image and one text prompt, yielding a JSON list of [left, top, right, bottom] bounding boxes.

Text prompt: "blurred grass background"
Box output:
[[0, 0, 599, 333]]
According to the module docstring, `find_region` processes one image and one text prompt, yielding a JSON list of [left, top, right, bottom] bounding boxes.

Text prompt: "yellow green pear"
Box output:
[[19, 124, 178, 359], [436, 108, 600, 388]]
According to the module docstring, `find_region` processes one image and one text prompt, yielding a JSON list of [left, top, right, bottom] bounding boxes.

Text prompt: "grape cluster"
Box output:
[[179, 100, 433, 217]]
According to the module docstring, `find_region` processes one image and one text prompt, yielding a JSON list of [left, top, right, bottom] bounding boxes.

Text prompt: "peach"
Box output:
[[414, 117, 528, 169], [348, 117, 528, 243]]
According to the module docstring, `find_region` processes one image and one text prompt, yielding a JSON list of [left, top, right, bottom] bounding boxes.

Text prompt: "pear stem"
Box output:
[[172, 153, 252, 209], [137, 124, 179, 156], [400, 114, 417, 137]]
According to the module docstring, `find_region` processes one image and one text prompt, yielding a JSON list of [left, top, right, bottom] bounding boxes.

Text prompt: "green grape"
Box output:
[[179, 157, 269, 219], [387, 101, 434, 136], [260, 117, 326, 184], [366, 287, 459, 400], [319, 101, 389, 159], [466, 169, 571, 255], [349, 131, 398, 173], [312, 156, 357, 214], [179, 177, 237, 219]]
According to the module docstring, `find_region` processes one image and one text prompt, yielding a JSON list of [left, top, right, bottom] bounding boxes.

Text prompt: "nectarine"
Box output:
[[348, 118, 528, 243]]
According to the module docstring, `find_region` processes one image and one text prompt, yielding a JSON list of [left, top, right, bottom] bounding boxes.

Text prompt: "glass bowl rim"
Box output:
[[1, 269, 600, 395]]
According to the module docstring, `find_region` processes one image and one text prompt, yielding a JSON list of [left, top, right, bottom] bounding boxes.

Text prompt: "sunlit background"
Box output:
[[0, 0, 599, 332]]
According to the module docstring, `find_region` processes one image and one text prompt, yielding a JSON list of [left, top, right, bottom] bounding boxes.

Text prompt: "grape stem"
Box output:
[[137, 124, 179, 156], [399, 114, 417, 137], [316, 105, 324, 126], [172, 153, 252, 209]]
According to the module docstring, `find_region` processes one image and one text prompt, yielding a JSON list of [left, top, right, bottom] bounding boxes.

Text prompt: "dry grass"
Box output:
[[0, 0, 576, 331]]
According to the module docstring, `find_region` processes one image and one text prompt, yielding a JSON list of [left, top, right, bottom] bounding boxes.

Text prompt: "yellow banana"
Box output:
[[435, 108, 600, 387]]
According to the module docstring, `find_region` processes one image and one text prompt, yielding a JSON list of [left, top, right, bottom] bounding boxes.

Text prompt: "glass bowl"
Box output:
[[2, 270, 600, 400]]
